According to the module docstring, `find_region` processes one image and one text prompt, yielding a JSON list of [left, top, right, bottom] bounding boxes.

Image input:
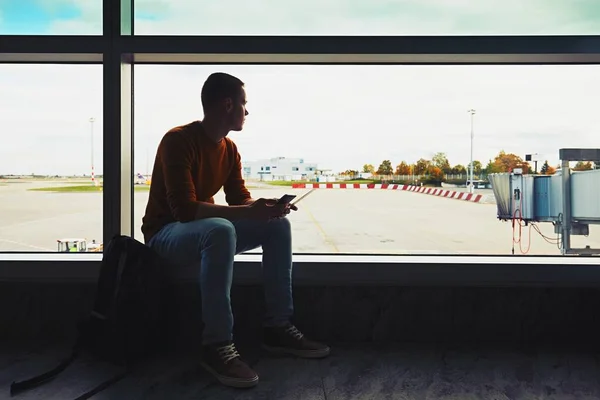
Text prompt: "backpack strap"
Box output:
[[10, 341, 80, 396], [9, 340, 129, 399]]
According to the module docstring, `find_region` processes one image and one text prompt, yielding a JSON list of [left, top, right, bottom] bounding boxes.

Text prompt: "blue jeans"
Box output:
[[147, 217, 294, 345]]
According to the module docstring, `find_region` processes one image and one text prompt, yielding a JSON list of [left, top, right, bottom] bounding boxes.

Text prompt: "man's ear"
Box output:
[[224, 97, 233, 113]]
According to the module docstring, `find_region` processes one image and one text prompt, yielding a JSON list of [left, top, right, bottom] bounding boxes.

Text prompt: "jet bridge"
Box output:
[[489, 148, 600, 256]]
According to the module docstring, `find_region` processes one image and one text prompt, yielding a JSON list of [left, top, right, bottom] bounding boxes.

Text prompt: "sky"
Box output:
[[2, 0, 600, 35], [1, 1, 600, 175]]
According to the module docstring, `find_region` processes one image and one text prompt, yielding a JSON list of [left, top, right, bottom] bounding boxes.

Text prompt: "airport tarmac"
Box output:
[[2, 180, 600, 255]]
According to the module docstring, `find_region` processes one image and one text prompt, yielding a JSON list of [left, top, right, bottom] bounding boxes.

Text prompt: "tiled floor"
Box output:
[[2, 342, 600, 399]]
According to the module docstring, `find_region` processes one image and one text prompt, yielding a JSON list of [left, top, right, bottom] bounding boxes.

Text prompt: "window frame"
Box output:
[[1, 0, 600, 285]]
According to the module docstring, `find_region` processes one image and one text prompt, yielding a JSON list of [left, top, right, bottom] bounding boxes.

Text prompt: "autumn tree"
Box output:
[[414, 158, 431, 175], [395, 161, 411, 175], [377, 160, 394, 175], [538, 161, 556, 175], [426, 166, 444, 180], [419, 165, 445, 187], [431, 152, 451, 173], [341, 169, 359, 177], [572, 161, 593, 171], [362, 164, 375, 174], [485, 159, 503, 174], [490, 150, 529, 173]]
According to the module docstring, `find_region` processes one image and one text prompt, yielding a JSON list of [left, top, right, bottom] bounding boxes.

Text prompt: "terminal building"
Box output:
[[242, 157, 318, 181]]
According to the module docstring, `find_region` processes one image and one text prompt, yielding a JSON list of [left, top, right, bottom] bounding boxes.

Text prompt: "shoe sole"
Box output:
[[199, 361, 259, 389], [262, 344, 331, 359]]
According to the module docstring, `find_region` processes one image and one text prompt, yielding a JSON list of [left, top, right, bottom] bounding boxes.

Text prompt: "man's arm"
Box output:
[[160, 133, 248, 221]]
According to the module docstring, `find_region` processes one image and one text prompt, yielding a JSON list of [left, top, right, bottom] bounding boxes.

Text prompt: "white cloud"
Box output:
[[41, 0, 600, 35], [131, 0, 599, 35], [41, 0, 103, 34]]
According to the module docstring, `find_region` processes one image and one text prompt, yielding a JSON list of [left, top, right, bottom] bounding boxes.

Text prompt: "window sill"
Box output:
[[1, 253, 600, 286]]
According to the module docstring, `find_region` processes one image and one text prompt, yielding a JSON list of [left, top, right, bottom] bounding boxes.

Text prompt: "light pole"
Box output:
[[467, 109, 476, 193], [89, 117, 95, 185]]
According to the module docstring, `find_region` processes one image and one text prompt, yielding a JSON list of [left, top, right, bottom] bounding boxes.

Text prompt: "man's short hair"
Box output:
[[201, 72, 245, 113]]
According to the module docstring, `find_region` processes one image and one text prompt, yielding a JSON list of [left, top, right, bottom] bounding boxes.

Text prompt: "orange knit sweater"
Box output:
[[141, 121, 251, 243]]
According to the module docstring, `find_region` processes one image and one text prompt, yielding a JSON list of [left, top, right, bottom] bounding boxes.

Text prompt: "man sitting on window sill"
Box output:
[[141, 72, 330, 389]]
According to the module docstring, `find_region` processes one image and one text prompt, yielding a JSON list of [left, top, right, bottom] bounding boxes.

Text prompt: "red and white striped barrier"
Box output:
[[290, 183, 485, 203], [292, 183, 407, 190], [405, 185, 484, 203]]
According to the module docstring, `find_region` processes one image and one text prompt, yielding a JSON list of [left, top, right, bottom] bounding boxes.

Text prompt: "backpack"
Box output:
[[10, 235, 171, 398]]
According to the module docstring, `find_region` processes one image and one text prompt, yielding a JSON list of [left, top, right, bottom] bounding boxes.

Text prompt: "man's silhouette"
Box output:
[[142, 72, 330, 388]]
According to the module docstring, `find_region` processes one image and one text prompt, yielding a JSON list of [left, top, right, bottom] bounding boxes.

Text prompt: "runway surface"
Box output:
[[2, 180, 600, 255]]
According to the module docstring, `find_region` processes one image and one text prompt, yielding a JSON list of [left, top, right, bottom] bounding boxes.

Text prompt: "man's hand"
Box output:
[[279, 202, 297, 217], [279, 201, 298, 218], [245, 198, 288, 220]]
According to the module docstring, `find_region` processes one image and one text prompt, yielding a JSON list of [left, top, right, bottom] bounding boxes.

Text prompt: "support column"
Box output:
[[102, 0, 134, 245]]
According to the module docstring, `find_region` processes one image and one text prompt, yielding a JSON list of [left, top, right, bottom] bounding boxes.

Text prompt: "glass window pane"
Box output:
[[134, 65, 600, 256], [0, 0, 102, 35], [134, 0, 600, 35], [0, 65, 103, 252]]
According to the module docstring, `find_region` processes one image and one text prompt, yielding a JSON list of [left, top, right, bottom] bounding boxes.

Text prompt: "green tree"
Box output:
[[451, 164, 467, 175], [540, 160, 550, 174], [414, 158, 431, 175], [466, 160, 482, 175], [432, 152, 451, 173], [362, 164, 375, 174], [377, 160, 394, 175]]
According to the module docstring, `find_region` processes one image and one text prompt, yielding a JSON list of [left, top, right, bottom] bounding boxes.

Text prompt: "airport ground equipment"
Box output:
[[57, 238, 102, 252], [489, 148, 600, 256]]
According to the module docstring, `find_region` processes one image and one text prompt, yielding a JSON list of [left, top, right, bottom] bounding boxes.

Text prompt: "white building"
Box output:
[[242, 157, 318, 181]]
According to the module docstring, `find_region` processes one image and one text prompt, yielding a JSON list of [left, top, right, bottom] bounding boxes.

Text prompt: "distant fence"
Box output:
[[246, 173, 489, 183], [347, 174, 489, 181]]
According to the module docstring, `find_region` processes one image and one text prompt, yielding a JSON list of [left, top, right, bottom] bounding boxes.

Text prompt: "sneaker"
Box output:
[[262, 324, 331, 359], [200, 341, 259, 388]]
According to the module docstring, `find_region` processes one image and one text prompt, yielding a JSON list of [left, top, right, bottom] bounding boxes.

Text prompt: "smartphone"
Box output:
[[277, 194, 297, 204]]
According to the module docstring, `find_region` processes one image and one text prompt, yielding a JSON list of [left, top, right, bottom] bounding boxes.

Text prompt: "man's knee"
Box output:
[[202, 217, 237, 244], [268, 217, 292, 235]]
